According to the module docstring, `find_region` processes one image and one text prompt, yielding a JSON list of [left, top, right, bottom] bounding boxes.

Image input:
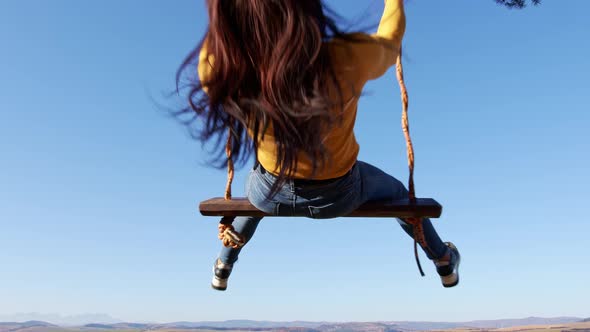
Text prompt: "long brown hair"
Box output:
[[176, 0, 354, 196]]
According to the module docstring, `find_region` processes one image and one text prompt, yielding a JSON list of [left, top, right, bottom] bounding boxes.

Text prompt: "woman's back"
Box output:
[[195, 0, 405, 181]]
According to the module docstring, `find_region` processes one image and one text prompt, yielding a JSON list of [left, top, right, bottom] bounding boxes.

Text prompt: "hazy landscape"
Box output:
[[1, 317, 589, 332]]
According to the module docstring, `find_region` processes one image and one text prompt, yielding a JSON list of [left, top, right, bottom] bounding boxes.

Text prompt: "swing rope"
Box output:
[[396, 47, 435, 276], [217, 123, 245, 249], [224, 129, 235, 201], [217, 49, 435, 276]]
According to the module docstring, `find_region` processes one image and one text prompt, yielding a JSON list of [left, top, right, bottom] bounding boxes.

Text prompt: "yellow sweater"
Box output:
[[198, 0, 405, 179]]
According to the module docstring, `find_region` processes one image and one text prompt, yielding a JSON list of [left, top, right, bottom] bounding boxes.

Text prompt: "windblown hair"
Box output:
[[177, 0, 353, 196]]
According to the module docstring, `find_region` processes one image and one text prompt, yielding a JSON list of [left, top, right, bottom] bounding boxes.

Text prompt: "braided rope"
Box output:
[[395, 48, 434, 276], [395, 48, 415, 201], [224, 127, 235, 200], [218, 125, 245, 249]]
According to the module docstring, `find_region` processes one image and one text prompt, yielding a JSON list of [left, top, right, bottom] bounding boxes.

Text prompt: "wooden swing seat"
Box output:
[[199, 197, 442, 218]]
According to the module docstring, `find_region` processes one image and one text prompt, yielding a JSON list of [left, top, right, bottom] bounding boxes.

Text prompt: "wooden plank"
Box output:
[[199, 197, 442, 219]]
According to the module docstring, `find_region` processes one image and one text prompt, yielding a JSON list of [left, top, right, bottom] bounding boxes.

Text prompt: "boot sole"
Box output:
[[442, 245, 460, 288], [211, 276, 228, 291]]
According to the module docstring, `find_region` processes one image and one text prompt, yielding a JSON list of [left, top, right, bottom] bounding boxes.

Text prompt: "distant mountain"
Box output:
[[0, 320, 57, 332], [0, 313, 122, 326], [163, 320, 328, 329], [0, 320, 56, 327], [0, 316, 586, 331], [83, 323, 152, 330], [159, 318, 585, 331], [83, 324, 114, 329], [459, 317, 583, 329]]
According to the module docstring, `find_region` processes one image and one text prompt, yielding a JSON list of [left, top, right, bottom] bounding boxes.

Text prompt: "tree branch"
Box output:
[[495, 0, 541, 9]]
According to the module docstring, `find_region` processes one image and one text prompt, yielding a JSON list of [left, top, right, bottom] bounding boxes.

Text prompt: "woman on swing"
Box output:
[[183, 0, 460, 291]]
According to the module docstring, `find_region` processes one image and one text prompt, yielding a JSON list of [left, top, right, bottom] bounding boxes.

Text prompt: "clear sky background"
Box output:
[[1, 0, 589, 324]]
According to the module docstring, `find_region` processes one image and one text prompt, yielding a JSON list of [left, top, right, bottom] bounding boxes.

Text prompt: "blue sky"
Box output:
[[1, 0, 589, 323]]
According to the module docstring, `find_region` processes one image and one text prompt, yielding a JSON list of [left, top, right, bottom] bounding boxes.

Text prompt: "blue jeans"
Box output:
[[219, 161, 448, 264]]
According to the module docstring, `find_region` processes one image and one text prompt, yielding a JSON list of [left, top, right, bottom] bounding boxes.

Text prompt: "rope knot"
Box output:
[[218, 223, 246, 249]]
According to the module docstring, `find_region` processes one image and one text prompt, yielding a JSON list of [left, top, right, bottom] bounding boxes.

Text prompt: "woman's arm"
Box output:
[[365, 0, 406, 80], [335, 0, 405, 83], [375, 0, 406, 46]]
